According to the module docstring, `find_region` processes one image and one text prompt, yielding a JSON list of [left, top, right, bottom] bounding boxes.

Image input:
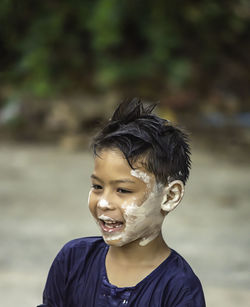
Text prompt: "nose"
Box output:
[[97, 189, 115, 210], [95, 184, 118, 211]]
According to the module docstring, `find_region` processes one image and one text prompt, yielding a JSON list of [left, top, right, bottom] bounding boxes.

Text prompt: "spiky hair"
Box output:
[[92, 98, 191, 184]]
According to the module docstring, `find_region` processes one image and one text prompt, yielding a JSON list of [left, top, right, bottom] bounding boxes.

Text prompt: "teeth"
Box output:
[[105, 222, 122, 228], [98, 215, 123, 229], [99, 215, 122, 223], [101, 220, 118, 224], [98, 214, 116, 223]]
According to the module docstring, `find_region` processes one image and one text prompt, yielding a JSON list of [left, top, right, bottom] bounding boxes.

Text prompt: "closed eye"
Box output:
[[117, 188, 132, 194]]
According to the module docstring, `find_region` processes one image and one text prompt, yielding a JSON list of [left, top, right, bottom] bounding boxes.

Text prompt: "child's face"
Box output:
[[88, 149, 165, 247]]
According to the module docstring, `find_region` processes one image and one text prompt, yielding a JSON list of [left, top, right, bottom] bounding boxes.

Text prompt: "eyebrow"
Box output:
[[91, 174, 136, 184]]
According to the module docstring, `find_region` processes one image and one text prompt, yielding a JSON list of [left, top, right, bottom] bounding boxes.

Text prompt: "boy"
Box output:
[[38, 98, 206, 306]]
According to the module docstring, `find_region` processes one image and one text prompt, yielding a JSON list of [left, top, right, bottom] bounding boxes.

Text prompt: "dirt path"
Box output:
[[0, 143, 249, 306]]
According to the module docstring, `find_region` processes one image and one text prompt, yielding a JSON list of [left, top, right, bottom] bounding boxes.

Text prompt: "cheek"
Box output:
[[88, 190, 96, 217], [88, 190, 92, 206], [122, 198, 141, 222], [122, 193, 148, 215], [131, 190, 150, 208], [122, 196, 137, 209]]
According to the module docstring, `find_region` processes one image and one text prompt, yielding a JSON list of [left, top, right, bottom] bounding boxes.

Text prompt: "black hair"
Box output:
[[91, 98, 191, 185]]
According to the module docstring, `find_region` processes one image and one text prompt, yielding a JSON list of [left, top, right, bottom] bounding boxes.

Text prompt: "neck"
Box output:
[[107, 233, 170, 265]]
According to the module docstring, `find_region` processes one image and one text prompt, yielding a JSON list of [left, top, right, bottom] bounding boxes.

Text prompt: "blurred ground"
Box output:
[[0, 142, 249, 307]]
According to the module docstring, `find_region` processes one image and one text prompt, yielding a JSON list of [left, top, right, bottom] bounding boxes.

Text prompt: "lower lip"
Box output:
[[99, 220, 124, 233]]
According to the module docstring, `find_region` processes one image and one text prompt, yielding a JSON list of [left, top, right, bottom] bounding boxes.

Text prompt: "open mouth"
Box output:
[[98, 215, 124, 233]]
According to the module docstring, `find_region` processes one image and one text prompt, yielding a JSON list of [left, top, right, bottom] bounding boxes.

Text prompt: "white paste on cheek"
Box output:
[[100, 187, 165, 247], [102, 169, 165, 247], [120, 183, 165, 246], [100, 170, 166, 247]]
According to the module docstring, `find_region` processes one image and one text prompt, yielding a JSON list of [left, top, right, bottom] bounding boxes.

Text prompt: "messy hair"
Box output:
[[91, 98, 191, 185]]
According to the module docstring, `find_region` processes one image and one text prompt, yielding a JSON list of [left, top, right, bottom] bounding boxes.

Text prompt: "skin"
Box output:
[[88, 148, 184, 287]]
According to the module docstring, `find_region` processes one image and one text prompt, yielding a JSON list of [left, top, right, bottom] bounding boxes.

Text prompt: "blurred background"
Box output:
[[0, 1, 250, 306]]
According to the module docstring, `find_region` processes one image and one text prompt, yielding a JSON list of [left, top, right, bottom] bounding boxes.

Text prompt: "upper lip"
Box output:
[[98, 214, 123, 224]]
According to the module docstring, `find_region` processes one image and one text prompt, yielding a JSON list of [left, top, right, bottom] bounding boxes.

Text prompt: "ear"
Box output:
[[161, 180, 184, 213]]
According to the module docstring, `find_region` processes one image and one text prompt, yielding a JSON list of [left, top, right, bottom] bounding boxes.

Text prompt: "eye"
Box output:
[[117, 188, 132, 194], [92, 184, 102, 190]]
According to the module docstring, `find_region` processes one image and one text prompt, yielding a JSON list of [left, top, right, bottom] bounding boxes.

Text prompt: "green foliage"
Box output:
[[87, 0, 123, 51], [0, 0, 249, 95]]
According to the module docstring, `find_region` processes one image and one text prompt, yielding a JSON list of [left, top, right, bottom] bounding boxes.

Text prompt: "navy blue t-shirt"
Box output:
[[41, 237, 205, 307]]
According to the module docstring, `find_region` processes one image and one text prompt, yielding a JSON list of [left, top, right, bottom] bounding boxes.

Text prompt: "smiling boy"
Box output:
[[39, 99, 205, 306]]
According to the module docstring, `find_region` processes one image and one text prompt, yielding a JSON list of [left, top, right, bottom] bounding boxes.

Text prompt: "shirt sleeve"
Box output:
[[164, 277, 206, 307], [175, 285, 206, 307], [42, 250, 66, 307]]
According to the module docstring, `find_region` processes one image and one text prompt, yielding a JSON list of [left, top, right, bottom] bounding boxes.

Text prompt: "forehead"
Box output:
[[93, 149, 154, 184]]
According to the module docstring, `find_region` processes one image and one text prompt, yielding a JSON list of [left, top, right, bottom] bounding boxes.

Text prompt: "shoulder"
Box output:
[[55, 236, 106, 262], [161, 250, 206, 306], [48, 236, 106, 282], [62, 236, 105, 251], [168, 249, 201, 283], [43, 237, 106, 304]]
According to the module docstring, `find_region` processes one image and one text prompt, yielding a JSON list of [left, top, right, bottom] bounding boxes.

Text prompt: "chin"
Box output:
[[104, 239, 124, 247], [102, 234, 124, 247], [104, 235, 143, 248]]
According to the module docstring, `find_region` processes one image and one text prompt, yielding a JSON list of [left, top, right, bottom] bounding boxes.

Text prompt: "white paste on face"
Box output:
[[121, 183, 165, 246], [130, 169, 150, 184], [98, 214, 123, 240], [103, 232, 123, 242], [98, 214, 116, 222], [102, 170, 165, 247], [98, 198, 111, 209]]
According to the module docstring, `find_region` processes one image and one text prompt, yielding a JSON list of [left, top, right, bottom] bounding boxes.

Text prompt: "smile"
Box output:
[[98, 215, 124, 233]]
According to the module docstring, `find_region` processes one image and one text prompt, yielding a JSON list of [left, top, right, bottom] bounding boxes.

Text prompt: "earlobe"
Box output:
[[161, 180, 184, 213]]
